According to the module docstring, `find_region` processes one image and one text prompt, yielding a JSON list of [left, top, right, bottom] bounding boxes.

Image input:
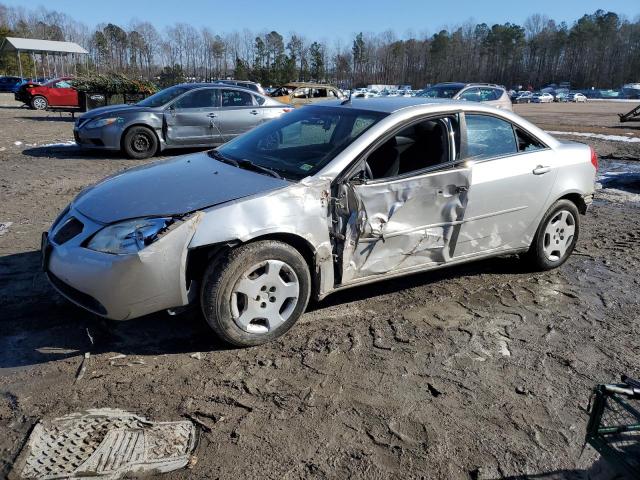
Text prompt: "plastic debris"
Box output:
[[12, 408, 196, 479]]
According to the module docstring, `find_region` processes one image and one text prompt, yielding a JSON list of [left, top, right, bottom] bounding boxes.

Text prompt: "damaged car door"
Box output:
[[164, 87, 221, 146], [333, 115, 471, 284]]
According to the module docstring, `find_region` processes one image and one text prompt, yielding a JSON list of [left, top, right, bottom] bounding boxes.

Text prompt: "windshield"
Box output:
[[137, 85, 190, 108], [215, 106, 387, 180], [417, 85, 464, 99]]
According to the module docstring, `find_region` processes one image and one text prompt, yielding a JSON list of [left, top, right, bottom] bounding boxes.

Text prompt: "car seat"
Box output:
[[366, 138, 400, 179]]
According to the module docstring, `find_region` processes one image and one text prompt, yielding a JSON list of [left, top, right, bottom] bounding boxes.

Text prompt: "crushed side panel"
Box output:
[[335, 168, 471, 283]]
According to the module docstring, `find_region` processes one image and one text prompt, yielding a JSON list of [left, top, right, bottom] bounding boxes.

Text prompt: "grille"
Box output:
[[52, 217, 83, 245]]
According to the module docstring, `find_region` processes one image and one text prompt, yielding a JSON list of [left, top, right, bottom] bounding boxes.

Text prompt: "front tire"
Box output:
[[31, 95, 48, 110], [201, 240, 311, 347], [122, 126, 158, 159], [527, 200, 580, 270]]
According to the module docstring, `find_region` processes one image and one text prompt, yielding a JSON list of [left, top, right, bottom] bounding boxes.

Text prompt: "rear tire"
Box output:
[[526, 200, 580, 271], [201, 240, 311, 347], [31, 95, 48, 110], [122, 126, 158, 159]]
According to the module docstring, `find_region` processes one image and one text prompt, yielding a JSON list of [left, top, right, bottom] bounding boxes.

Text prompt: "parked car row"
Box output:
[[512, 90, 588, 104]]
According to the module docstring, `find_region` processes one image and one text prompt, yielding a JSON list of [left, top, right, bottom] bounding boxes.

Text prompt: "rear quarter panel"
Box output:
[[523, 139, 595, 241]]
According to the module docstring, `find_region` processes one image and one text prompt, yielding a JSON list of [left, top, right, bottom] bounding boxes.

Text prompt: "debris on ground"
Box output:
[[0, 222, 12, 236], [12, 409, 196, 480], [74, 352, 90, 382]]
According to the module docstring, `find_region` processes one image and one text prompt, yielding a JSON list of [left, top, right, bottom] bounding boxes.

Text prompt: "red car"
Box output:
[[16, 77, 78, 110]]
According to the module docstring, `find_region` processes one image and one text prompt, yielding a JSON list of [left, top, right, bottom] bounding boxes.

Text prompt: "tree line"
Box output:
[[1, 3, 638, 89]]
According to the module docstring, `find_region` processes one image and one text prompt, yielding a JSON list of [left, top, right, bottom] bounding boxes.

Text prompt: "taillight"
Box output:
[[590, 146, 598, 171], [282, 108, 292, 113]]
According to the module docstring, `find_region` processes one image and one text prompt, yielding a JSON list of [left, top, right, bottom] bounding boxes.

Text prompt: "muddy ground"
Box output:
[[1, 95, 639, 479]]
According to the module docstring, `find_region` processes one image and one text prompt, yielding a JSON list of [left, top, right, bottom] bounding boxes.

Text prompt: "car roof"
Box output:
[[313, 97, 465, 113], [175, 82, 263, 95], [282, 82, 337, 88]]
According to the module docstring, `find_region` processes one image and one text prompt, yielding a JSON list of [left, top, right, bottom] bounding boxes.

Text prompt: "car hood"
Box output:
[[79, 104, 156, 120], [73, 152, 290, 224]]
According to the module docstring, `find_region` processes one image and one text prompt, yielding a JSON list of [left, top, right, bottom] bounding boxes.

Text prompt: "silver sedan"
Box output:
[[74, 84, 292, 159], [45, 97, 597, 346]]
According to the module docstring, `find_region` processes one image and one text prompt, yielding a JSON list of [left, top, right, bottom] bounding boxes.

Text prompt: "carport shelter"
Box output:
[[0, 37, 88, 79]]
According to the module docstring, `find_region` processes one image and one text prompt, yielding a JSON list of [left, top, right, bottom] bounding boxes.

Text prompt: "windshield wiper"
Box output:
[[236, 159, 282, 179], [208, 149, 239, 167], [208, 150, 282, 179]]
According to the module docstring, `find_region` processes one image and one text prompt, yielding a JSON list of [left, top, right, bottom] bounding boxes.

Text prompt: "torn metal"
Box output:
[[333, 168, 470, 283], [12, 408, 196, 480]]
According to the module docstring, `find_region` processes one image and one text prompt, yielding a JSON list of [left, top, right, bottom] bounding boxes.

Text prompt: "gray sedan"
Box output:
[[45, 97, 596, 346], [74, 84, 292, 159]]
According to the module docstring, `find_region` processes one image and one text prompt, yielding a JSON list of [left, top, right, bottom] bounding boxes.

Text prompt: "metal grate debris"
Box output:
[[13, 408, 197, 480], [586, 377, 640, 477]]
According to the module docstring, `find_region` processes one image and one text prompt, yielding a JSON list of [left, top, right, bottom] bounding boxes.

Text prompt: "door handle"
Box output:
[[249, 110, 259, 115], [532, 165, 551, 175], [207, 113, 217, 118]]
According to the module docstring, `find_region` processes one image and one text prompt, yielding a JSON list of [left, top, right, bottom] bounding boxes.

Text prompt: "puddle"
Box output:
[[596, 159, 640, 201]]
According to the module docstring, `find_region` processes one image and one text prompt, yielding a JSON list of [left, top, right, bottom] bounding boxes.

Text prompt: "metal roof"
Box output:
[[311, 97, 463, 113], [0, 37, 88, 54]]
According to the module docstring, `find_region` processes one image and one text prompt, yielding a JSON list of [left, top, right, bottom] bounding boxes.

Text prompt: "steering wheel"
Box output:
[[364, 161, 373, 180]]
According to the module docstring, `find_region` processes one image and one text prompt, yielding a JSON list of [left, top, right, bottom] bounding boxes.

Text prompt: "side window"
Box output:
[[312, 88, 328, 98], [221, 89, 254, 107], [254, 94, 266, 106], [515, 127, 545, 152], [493, 88, 505, 100], [327, 89, 337, 98], [174, 89, 217, 109], [459, 88, 481, 102], [478, 88, 498, 101], [365, 115, 458, 180], [293, 88, 309, 99], [55, 80, 72, 88], [465, 114, 517, 160]]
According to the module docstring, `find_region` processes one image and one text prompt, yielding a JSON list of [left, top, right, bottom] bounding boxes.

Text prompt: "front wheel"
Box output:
[[122, 126, 158, 159], [31, 95, 48, 110], [527, 200, 580, 270], [201, 240, 311, 347]]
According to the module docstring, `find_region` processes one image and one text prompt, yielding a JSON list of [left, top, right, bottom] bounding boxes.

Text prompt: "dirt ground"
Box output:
[[1, 94, 639, 479]]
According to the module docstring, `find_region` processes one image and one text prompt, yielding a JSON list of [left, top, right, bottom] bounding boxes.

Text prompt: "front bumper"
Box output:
[[74, 124, 122, 150], [43, 208, 201, 320]]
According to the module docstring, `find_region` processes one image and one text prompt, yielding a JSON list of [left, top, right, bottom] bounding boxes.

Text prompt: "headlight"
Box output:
[[85, 117, 122, 129], [87, 217, 173, 254]]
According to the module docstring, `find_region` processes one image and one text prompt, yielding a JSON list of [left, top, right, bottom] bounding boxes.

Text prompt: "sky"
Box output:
[[3, 0, 639, 41]]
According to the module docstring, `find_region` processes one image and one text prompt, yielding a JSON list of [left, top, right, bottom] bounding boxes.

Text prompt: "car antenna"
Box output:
[[341, 88, 352, 105]]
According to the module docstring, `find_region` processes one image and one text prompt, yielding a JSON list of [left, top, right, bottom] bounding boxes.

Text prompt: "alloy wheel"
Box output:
[[230, 259, 300, 334], [542, 209, 576, 262], [33, 97, 47, 110]]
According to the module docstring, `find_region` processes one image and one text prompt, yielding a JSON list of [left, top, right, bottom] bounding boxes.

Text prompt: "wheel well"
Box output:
[[558, 192, 587, 214], [120, 124, 160, 151], [185, 233, 319, 299]]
